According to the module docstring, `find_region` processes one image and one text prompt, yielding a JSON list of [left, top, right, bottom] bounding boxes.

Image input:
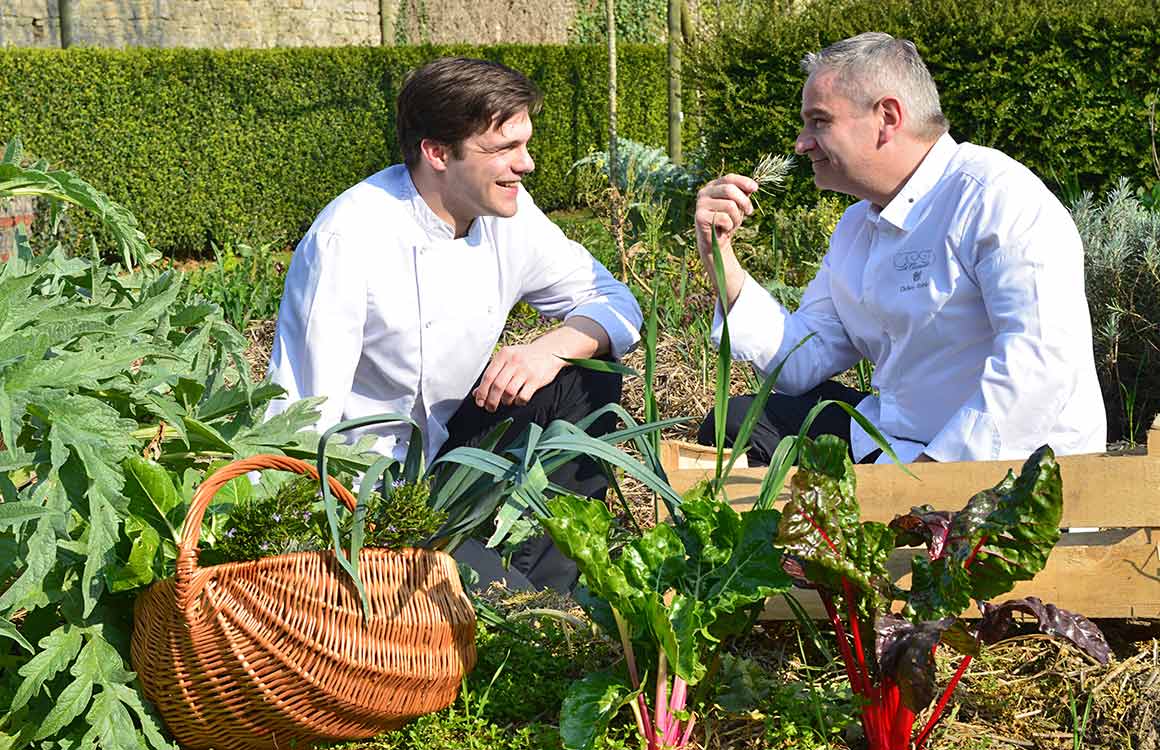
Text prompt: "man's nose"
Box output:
[[794, 133, 814, 154], [515, 147, 535, 174]]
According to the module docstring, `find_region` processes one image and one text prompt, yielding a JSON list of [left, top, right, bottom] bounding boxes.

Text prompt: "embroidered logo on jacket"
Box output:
[[893, 250, 933, 271]]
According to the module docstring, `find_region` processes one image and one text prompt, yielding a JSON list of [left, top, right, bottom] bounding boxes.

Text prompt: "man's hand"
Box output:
[[694, 174, 758, 310], [472, 317, 609, 412], [473, 343, 565, 412]]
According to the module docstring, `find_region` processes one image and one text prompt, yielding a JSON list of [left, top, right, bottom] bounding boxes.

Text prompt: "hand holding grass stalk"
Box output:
[[694, 153, 794, 308], [747, 152, 795, 214]]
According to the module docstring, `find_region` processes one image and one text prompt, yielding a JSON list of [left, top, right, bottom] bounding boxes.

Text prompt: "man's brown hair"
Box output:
[[396, 57, 544, 168]]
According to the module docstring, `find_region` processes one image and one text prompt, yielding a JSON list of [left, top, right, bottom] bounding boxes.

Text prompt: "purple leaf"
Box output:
[[977, 597, 1110, 665], [875, 614, 980, 712], [889, 505, 953, 560]]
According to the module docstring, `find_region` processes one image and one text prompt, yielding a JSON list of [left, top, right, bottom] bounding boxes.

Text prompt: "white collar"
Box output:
[[875, 133, 958, 233]]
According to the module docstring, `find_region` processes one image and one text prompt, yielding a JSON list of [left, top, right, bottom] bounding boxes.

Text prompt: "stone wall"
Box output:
[[0, 0, 584, 48], [0, 0, 382, 48], [389, 0, 578, 45]]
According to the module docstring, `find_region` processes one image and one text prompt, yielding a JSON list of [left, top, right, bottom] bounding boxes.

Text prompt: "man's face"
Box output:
[[795, 70, 880, 199], [444, 109, 535, 221]]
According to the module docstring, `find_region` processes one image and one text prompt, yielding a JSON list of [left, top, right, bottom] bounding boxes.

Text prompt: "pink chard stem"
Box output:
[[654, 649, 669, 743], [679, 711, 697, 748]]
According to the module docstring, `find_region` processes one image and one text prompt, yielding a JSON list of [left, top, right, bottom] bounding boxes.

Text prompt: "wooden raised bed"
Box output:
[[659, 424, 1160, 620]]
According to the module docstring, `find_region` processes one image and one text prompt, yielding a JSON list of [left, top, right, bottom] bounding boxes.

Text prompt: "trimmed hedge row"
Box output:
[[689, 0, 1160, 208], [0, 45, 669, 254]]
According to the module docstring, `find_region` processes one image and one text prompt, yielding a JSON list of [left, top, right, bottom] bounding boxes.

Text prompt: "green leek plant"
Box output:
[[304, 404, 690, 617]]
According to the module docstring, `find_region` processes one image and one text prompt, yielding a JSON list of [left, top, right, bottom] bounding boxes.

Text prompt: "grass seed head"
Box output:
[[751, 153, 795, 191]]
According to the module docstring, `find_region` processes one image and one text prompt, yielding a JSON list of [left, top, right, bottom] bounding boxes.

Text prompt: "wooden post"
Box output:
[[58, 0, 74, 48], [606, 0, 627, 281], [667, 0, 682, 164]]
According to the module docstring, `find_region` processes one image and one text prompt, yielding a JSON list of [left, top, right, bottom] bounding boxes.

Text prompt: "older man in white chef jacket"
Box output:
[[694, 32, 1105, 465]]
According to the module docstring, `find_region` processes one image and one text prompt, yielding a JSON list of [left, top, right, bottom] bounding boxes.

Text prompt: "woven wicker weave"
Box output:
[[131, 454, 477, 750]]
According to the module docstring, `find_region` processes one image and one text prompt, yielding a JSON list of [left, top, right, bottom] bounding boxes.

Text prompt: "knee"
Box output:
[[696, 396, 751, 447], [579, 367, 623, 408]]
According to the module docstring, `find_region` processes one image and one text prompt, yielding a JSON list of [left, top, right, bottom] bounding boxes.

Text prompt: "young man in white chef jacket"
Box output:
[[267, 58, 643, 591]]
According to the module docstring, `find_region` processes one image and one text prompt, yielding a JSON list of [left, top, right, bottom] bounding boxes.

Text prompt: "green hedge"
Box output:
[[0, 45, 669, 254], [689, 0, 1160, 207]]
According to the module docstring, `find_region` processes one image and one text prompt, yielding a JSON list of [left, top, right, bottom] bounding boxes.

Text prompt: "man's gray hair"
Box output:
[[802, 32, 949, 140]]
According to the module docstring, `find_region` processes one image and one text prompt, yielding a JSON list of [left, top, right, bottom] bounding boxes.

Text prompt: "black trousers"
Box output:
[[696, 380, 873, 466], [437, 364, 622, 592]]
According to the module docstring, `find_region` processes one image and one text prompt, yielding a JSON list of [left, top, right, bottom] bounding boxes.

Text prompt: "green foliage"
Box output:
[[688, 0, 1160, 209], [745, 196, 847, 289], [360, 621, 630, 750], [179, 240, 289, 332], [206, 475, 325, 562], [543, 492, 792, 750], [1074, 179, 1160, 443], [573, 136, 705, 231], [359, 479, 447, 549], [571, 0, 668, 44], [0, 149, 380, 750], [0, 45, 671, 256]]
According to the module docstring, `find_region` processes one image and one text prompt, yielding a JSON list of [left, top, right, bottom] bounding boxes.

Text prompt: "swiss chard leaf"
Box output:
[[905, 447, 1063, 619], [701, 507, 791, 639], [875, 614, 977, 712], [542, 496, 643, 622], [977, 596, 1110, 665], [647, 591, 705, 682], [777, 436, 885, 606], [559, 670, 636, 750], [889, 505, 953, 560], [954, 446, 1062, 602]]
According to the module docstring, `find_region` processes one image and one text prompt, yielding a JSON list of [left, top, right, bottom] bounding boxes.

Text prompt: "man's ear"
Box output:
[[878, 95, 904, 147], [419, 138, 452, 173]]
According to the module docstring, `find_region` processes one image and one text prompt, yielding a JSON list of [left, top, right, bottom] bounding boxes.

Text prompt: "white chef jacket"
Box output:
[[267, 164, 643, 461], [716, 134, 1106, 463]]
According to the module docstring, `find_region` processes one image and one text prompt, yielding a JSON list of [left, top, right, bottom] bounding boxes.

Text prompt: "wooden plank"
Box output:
[[661, 440, 745, 470], [657, 429, 1160, 619], [763, 531, 1159, 620], [662, 445, 1160, 528]]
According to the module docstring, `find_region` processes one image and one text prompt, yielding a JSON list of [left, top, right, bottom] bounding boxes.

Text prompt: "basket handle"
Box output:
[[175, 455, 357, 601]]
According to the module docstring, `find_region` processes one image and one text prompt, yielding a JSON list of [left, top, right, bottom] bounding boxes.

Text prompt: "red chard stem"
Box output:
[[915, 654, 973, 749]]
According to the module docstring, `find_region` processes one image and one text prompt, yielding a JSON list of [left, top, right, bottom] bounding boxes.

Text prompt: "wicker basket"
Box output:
[[131, 454, 477, 750]]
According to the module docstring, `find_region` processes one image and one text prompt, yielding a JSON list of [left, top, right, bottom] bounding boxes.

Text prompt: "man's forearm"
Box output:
[[709, 250, 747, 312], [530, 315, 610, 361], [704, 247, 748, 312]]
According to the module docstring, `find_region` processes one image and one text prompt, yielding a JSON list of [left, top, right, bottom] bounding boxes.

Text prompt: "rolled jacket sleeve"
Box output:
[[512, 189, 642, 359]]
